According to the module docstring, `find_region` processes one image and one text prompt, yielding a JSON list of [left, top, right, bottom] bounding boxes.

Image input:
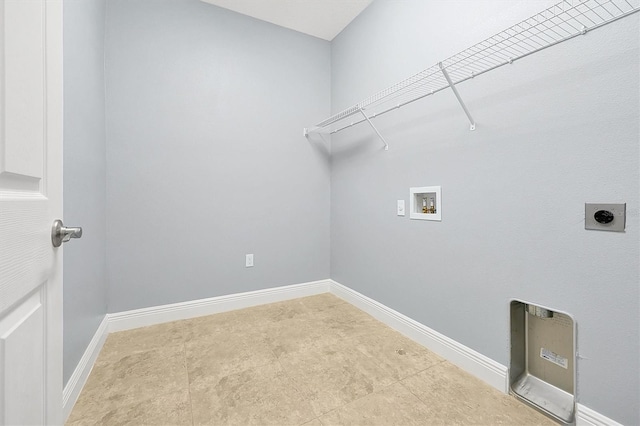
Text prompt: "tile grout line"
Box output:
[[396, 361, 457, 413], [181, 327, 195, 426], [75, 294, 550, 425], [315, 377, 406, 421], [272, 300, 366, 425], [301, 299, 450, 421], [304, 304, 401, 422], [269, 315, 324, 426], [395, 358, 448, 382], [69, 339, 193, 424]]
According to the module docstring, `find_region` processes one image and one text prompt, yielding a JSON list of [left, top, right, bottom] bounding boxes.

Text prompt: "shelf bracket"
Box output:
[[359, 107, 389, 151], [439, 62, 476, 131]]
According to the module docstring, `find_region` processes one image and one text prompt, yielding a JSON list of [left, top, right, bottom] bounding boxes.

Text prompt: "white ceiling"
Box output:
[[200, 0, 374, 41]]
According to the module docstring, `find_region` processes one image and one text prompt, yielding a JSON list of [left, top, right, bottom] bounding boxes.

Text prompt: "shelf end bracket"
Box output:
[[359, 107, 389, 151], [439, 62, 476, 131]]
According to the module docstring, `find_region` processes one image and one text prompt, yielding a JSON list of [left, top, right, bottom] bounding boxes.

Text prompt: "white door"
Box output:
[[0, 0, 64, 425]]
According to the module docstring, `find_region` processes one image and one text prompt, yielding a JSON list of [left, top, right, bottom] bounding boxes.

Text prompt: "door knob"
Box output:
[[51, 220, 82, 247]]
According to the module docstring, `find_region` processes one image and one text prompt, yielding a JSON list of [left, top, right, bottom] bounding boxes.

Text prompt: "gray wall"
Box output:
[[63, 0, 108, 386], [104, 0, 331, 312], [330, 1, 639, 424]]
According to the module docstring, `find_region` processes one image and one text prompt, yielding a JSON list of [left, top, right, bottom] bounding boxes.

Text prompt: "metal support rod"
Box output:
[[359, 108, 389, 151], [305, 4, 640, 138], [439, 62, 476, 131]]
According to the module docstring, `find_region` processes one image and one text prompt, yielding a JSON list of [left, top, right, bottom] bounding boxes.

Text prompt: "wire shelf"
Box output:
[[305, 0, 640, 137]]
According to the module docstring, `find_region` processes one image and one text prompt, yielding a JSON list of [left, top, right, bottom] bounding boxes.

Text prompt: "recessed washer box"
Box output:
[[410, 186, 441, 221]]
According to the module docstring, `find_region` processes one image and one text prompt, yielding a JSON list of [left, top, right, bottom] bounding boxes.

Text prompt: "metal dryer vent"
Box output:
[[510, 300, 576, 424], [527, 304, 553, 318]]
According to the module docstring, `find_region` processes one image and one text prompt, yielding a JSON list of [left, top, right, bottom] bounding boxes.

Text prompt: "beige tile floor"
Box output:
[[67, 294, 556, 426]]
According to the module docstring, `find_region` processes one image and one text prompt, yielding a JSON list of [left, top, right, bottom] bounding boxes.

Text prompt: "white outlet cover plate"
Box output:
[[585, 203, 625, 232], [246, 254, 254, 267], [397, 200, 405, 216]]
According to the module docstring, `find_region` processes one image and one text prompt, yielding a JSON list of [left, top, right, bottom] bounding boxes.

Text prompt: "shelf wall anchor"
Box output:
[[439, 62, 476, 131], [359, 107, 389, 150]]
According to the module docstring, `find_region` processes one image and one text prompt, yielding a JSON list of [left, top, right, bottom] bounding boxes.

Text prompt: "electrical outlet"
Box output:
[[585, 203, 626, 232], [245, 254, 254, 267]]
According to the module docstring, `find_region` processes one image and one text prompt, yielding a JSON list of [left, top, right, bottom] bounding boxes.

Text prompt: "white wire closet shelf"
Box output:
[[304, 0, 640, 150]]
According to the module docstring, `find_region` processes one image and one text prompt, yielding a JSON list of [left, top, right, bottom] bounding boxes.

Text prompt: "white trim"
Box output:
[[62, 279, 620, 426], [62, 316, 109, 422], [409, 186, 442, 221], [576, 404, 623, 426], [107, 280, 331, 333], [329, 280, 625, 424], [329, 280, 507, 392]]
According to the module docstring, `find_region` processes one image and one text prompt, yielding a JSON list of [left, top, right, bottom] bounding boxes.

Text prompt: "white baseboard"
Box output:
[[62, 278, 621, 426], [576, 404, 623, 426], [107, 279, 331, 333], [328, 280, 509, 393], [62, 316, 109, 422], [329, 280, 627, 425], [63, 280, 330, 418]]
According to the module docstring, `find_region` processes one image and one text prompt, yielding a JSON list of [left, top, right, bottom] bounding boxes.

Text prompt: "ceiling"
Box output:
[[200, 0, 374, 41]]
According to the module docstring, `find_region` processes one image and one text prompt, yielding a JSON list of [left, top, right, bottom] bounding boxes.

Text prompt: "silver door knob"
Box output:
[[51, 219, 82, 247]]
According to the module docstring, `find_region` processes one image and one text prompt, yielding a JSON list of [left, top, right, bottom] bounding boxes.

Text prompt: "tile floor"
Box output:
[[67, 293, 556, 425]]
